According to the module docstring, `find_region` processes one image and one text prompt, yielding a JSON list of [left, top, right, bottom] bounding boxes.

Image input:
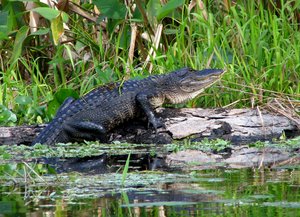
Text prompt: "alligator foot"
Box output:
[[148, 117, 165, 133]]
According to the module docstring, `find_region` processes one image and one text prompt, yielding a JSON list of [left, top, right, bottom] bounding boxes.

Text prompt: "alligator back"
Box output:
[[32, 68, 224, 145], [32, 75, 161, 145]]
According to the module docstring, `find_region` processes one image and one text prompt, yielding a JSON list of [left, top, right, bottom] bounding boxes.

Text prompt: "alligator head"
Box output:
[[163, 68, 225, 104]]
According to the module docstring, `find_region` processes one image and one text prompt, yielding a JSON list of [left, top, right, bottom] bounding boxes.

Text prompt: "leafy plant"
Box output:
[[0, 162, 56, 182], [0, 105, 17, 125], [0, 0, 299, 125], [46, 88, 79, 118]]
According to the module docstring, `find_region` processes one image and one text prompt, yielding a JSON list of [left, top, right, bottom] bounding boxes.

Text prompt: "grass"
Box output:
[[1, 136, 299, 162], [0, 0, 299, 125]]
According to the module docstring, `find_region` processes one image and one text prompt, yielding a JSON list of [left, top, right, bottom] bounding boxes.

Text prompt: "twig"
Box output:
[[256, 106, 266, 138], [267, 99, 300, 129], [127, 23, 137, 72], [135, 0, 155, 36], [144, 24, 163, 73]]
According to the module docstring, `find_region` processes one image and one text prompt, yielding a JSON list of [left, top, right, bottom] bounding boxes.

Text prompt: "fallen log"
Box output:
[[0, 108, 299, 145], [161, 108, 299, 144]]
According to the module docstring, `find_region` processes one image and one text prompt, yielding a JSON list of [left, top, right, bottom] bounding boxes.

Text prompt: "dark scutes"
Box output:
[[32, 68, 223, 145]]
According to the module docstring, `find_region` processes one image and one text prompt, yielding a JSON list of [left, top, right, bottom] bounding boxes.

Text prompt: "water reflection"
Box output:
[[0, 168, 299, 216]]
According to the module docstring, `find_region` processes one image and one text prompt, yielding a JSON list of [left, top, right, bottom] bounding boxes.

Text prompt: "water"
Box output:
[[0, 167, 299, 216]]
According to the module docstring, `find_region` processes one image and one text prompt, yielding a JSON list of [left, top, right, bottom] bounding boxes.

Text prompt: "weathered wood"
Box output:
[[0, 108, 298, 145], [0, 125, 44, 145], [160, 108, 299, 144]]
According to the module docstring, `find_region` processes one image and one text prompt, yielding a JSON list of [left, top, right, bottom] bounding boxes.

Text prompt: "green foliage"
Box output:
[[122, 153, 131, 186], [245, 134, 300, 150], [156, 0, 185, 20], [46, 88, 79, 118], [0, 0, 299, 125], [0, 10, 9, 40], [9, 25, 29, 64], [0, 162, 55, 182], [31, 7, 63, 21], [93, 0, 127, 20], [50, 13, 64, 45], [0, 105, 17, 125], [172, 138, 232, 152], [0, 93, 47, 125]]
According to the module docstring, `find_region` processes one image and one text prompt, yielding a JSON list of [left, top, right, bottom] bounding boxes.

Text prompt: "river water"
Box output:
[[0, 166, 299, 216]]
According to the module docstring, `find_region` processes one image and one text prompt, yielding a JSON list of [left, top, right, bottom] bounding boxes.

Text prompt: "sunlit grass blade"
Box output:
[[122, 152, 131, 186]]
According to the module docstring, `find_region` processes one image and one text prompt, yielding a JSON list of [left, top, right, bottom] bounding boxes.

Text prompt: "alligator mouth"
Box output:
[[179, 69, 225, 94], [194, 69, 225, 85]]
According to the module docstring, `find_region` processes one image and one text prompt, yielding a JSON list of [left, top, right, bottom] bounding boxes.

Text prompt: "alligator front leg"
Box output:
[[136, 92, 165, 130], [62, 121, 107, 142]]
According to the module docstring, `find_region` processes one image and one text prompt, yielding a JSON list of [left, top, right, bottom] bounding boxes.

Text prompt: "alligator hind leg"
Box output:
[[62, 121, 108, 142]]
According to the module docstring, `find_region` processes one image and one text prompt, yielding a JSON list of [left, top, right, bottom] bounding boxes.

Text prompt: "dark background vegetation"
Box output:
[[0, 0, 299, 125]]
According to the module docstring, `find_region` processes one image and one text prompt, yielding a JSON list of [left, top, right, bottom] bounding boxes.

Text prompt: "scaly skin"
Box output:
[[32, 68, 224, 145]]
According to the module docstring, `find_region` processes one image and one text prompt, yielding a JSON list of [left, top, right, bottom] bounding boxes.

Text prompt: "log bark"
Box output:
[[0, 108, 298, 145], [160, 108, 299, 144]]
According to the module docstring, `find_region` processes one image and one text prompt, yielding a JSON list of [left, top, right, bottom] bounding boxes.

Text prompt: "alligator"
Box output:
[[32, 68, 225, 145]]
